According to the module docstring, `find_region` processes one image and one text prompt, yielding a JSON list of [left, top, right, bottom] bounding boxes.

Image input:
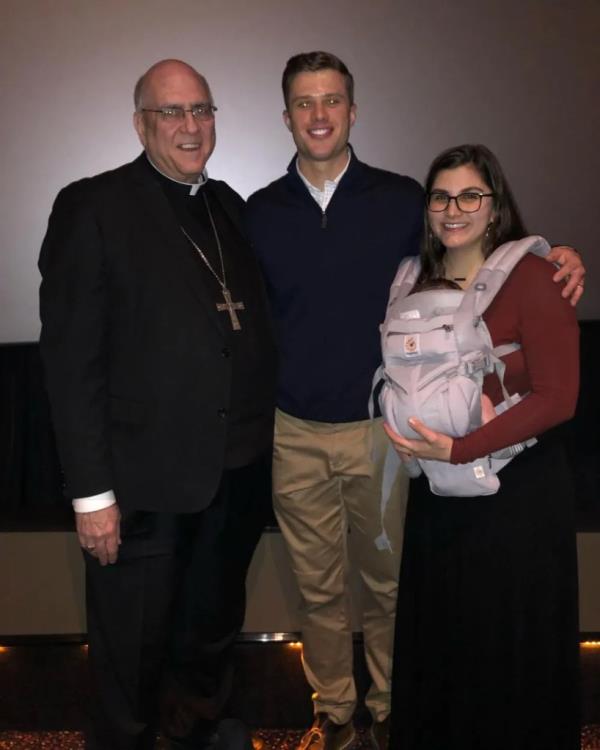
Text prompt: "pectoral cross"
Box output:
[[216, 287, 245, 331]]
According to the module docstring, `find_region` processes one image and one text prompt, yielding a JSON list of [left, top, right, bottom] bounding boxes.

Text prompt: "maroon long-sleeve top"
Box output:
[[450, 253, 579, 465]]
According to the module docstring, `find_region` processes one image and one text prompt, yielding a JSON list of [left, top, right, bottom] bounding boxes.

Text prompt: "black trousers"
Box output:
[[83, 457, 271, 750]]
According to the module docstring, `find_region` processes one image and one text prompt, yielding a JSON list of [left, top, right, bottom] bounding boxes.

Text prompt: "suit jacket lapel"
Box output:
[[126, 156, 227, 337], [206, 180, 244, 237]]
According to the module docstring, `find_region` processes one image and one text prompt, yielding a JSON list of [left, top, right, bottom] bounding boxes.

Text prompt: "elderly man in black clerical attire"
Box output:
[[38, 59, 276, 750]]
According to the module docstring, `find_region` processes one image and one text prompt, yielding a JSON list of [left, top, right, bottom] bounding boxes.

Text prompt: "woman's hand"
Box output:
[[383, 418, 453, 462]]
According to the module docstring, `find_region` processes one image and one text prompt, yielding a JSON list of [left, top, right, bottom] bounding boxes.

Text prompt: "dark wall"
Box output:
[[1, 328, 598, 531]]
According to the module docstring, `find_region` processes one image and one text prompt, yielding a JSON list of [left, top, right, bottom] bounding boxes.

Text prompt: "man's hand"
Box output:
[[383, 419, 453, 462], [76, 504, 121, 566], [547, 245, 585, 307]]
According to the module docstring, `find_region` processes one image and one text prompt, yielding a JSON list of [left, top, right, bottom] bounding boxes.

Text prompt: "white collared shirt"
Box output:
[[296, 150, 351, 212]]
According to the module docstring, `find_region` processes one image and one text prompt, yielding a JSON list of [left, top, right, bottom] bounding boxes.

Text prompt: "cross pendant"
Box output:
[[216, 287, 245, 331]]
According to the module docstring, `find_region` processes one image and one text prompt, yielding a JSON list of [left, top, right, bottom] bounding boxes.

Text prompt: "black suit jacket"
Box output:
[[39, 155, 276, 513]]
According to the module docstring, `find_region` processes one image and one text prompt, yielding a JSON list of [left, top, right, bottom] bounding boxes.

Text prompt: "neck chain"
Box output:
[[180, 192, 245, 331], [444, 259, 483, 287]]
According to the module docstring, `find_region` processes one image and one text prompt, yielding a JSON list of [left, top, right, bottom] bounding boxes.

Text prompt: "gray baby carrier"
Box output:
[[374, 235, 550, 497]]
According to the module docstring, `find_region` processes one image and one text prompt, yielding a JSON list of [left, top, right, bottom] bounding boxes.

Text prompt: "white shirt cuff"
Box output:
[[73, 490, 117, 513]]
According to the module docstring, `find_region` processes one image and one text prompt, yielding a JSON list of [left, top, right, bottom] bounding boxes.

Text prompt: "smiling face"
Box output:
[[428, 164, 496, 255], [133, 61, 216, 183], [283, 68, 356, 176]]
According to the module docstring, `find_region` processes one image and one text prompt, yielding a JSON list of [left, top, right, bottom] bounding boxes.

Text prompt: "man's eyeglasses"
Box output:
[[141, 104, 218, 122], [427, 191, 494, 213]]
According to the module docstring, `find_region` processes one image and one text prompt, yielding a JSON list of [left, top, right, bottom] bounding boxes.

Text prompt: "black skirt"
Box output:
[[389, 431, 580, 750]]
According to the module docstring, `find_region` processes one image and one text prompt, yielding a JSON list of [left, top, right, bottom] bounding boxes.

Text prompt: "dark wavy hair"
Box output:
[[281, 51, 354, 108], [418, 144, 528, 284]]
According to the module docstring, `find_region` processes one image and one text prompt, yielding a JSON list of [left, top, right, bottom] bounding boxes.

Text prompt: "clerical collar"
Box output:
[[145, 154, 208, 196], [296, 149, 351, 211]]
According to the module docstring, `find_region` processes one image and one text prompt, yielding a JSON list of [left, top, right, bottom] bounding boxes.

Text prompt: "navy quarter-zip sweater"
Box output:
[[247, 150, 424, 423]]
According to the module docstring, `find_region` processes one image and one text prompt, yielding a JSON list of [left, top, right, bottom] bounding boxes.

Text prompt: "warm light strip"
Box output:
[[0, 646, 9, 653], [239, 632, 301, 643], [580, 641, 600, 648]]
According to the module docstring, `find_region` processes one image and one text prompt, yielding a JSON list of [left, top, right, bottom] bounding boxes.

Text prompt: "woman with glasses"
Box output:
[[384, 144, 580, 750]]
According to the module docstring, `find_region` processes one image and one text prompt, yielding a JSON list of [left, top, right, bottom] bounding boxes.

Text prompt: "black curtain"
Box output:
[[565, 321, 600, 529], [0, 343, 67, 528], [0, 326, 599, 530]]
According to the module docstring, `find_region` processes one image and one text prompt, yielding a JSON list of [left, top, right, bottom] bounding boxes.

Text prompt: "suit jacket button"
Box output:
[[221, 347, 231, 358], [218, 408, 228, 419]]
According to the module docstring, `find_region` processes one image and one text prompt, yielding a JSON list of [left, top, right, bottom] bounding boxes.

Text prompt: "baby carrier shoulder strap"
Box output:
[[456, 235, 551, 340], [386, 255, 422, 307]]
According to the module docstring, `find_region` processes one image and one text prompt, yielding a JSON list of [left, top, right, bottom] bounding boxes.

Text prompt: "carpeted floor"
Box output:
[[2, 642, 599, 748], [2, 728, 600, 750], [0, 730, 364, 750]]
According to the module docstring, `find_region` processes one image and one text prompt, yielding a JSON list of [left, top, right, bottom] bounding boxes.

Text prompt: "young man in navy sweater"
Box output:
[[246, 51, 585, 750]]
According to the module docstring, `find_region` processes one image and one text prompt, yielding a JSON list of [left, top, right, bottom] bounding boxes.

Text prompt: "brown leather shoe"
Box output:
[[369, 715, 390, 750], [297, 713, 356, 750]]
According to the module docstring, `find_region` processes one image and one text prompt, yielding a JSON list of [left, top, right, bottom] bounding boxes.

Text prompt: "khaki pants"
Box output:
[[272, 409, 409, 724]]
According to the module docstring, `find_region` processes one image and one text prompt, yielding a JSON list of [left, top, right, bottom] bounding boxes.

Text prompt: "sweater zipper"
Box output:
[[321, 210, 327, 229]]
